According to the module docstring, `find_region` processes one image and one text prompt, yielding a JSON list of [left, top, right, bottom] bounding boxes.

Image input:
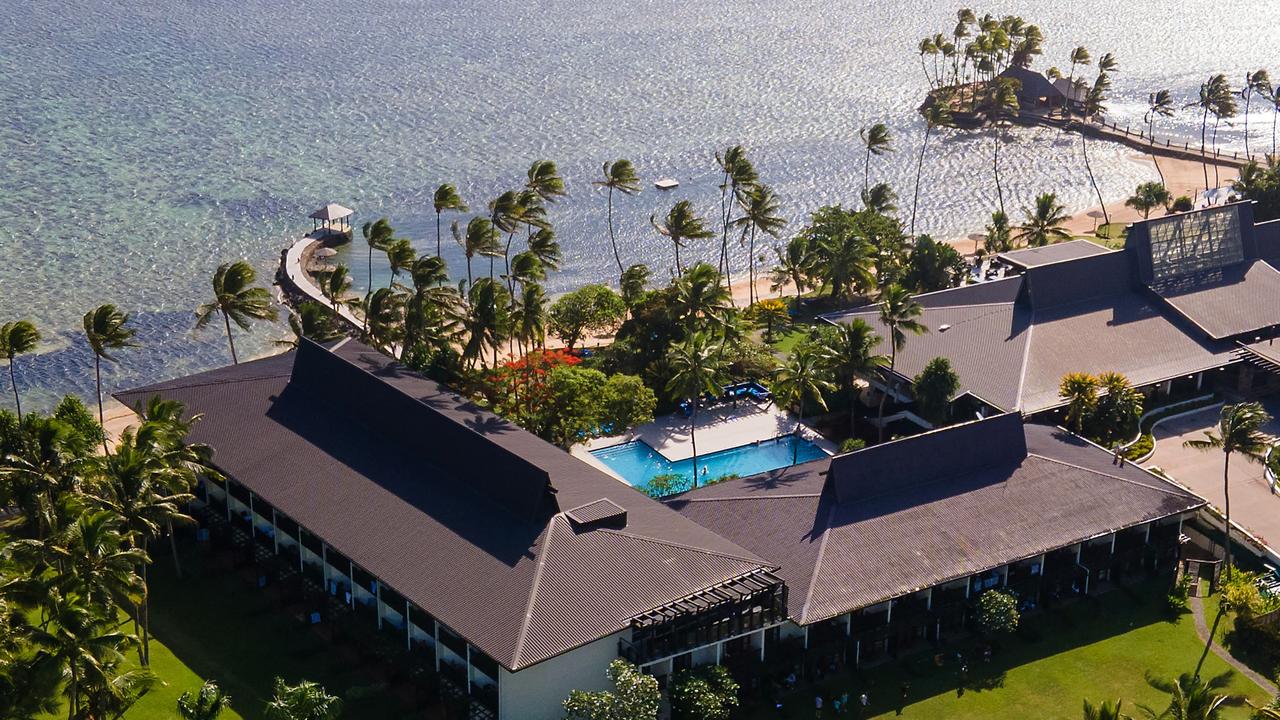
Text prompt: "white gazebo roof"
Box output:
[[310, 203, 354, 221]]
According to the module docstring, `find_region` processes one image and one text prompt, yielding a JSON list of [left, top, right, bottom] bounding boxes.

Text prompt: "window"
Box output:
[[1147, 205, 1243, 283]]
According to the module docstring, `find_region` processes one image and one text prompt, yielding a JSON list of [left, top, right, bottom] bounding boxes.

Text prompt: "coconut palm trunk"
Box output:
[[1148, 115, 1165, 185], [1201, 105, 1211, 192], [606, 185, 623, 276], [689, 401, 700, 489], [1081, 130, 1110, 226], [221, 310, 239, 365], [911, 123, 932, 236], [1221, 448, 1234, 575], [993, 124, 1005, 216]]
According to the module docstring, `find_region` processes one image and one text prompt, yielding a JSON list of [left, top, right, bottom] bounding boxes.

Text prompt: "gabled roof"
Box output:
[[116, 340, 768, 671], [998, 239, 1112, 271], [666, 417, 1205, 625], [1151, 260, 1280, 340]]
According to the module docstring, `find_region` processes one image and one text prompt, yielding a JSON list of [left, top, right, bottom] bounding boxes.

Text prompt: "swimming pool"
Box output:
[[591, 436, 828, 494]]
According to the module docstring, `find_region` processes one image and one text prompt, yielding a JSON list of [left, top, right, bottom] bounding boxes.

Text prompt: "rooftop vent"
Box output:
[[565, 498, 628, 531]]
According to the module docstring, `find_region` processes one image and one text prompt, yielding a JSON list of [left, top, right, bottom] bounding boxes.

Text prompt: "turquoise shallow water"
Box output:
[[592, 436, 828, 492], [3, 1, 1279, 409]]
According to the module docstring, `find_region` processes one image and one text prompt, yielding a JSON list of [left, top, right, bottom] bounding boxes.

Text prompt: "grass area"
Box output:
[[751, 581, 1271, 719], [768, 325, 816, 356]]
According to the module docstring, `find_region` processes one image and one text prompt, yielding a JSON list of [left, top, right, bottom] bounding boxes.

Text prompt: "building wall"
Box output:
[[497, 631, 623, 720]]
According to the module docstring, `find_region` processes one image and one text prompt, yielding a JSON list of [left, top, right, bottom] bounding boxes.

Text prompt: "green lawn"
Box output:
[[751, 582, 1272, 719], [767, 325, 816, 356]]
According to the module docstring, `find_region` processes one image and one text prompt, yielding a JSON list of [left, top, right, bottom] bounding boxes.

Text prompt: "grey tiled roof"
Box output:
[[1152, 260, 1280, 340], [998, 239, 1112, 270], [117, 340, 768, 671], [668, 418, 1205, 624]]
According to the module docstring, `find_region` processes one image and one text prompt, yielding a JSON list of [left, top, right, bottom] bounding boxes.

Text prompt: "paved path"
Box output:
[[1188, 595, 1278, 696], [1145, 407, 1280, 553]]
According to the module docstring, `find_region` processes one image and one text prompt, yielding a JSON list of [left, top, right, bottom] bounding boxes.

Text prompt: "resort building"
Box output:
[[822, 201, 1280, 423], [120, 336, 1209, 718]]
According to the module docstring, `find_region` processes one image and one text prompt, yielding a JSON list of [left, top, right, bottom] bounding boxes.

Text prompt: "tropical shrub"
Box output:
[[644, 473, 688, 498], [840, 438, 867, 453], [1170, 195, 1194, 212], [669, 665, 740, 720], [1167, 572, 1192, 614], [548, 284, 627, 350], [746, 298, 790, 342], [975, 589, 1020, 635], [913, 357, 960, 426], [564, 659, 660, 720]]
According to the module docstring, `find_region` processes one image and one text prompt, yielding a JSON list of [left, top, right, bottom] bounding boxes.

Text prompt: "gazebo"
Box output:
[[309, 203, 354, 237]]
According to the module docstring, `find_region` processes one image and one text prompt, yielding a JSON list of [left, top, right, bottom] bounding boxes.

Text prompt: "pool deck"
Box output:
[[575, 402, 837, 477]]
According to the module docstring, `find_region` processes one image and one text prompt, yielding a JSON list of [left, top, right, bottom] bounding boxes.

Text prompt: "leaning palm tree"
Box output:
[[1066, 46, 1092, 105], [1058, 372, 1099, 436], [876, 284, 927, 442], [527, 226, 562, 272], [715, 145, 758, 290], [1190, 74, 1232, 192], [1137, 671, 1240, 720], [986, 78, 1020, 215], [316, 264, 357, 313], [1242, 70, 1271, 160], [860, 182, 899, 216], [0, 320, 39, 421], [383, 237, 416, 290], [1083, 698, 1129, 720], [1183, 402, 1272, 576], [652, 200, 714, 277], [673, 262, 732, 334], [818, 319, 888, 437], [912, 101, 953, 235], [432, 184, 468, 258], [454, 217, 501, 291], [619, 263, 651, 310], [83, 304, 137, 447], [732, 184, 786, 305], [264, 678, 343, 720], [194, 261, 278, 365], [1079, 70, 1114, 225], [1014, 193, 1071, 247], [594, 159, 641, 277], [769, 237, 811, 299], [665, 332, 726, 488], [360, 218, 395, 330], [983, 210, 1012, 254], [525, 159, 568, 203], [365, 287, 406, 353], [859, 123, 894, 193], [1144, 90, 1175, 184], [178, 680, 231, 720], [1125, 182, 1172, 219], [276, 302, 343, 349], [773, 345, 835, 464]]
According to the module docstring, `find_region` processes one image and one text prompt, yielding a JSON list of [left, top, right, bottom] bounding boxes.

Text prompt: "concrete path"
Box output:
[[1146, 407, 1280, 552], [1188, 595, 1278, 696]]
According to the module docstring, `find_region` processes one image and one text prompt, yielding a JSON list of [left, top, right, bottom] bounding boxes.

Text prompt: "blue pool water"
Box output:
[[592, 436, 828, 493]]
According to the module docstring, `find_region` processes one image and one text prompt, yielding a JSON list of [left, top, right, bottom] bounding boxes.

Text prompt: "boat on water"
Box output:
[[654, 177, 679, 190]]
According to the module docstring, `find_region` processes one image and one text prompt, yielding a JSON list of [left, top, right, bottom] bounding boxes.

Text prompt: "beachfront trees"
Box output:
[[594, 159, 642, 276], [1145, 90, 1175, 184], [769, 237, 812, 299], [1079, 58, 1117, 227], [360, 218, 395, 329], [1066, 46, 1091, 104], [912, 101, 953, 235], [1059, 372, 1099, 436], [672, 263, 732, 334], [861, 182, 898, 216], [652, 200, 714, 277], [1192, 74, 1233, 192], [460, 278, 510, 369], [1232, 159, 1280, 222], [859, 123, 894, 194], [178, 680, 231, 720], [666, 332, 726, 487], [1125, 182, 1172, 219], [82, 305, 137, 442], [1082, 699, 1127, 720], [0, 320, 39, 421], [564, 659, 661, 720], [277, 302, 343, 350], [816, 319, 887, 437], [487, 191, 523, 280], [620, 264, 651, 310], [732, 184, 786, 305], [432, 184, 468, 258], [715, 146, 758, 293], [264, 678, 343, 720], [983, 210, 1013, 254], [548, 284, 626, 351], [794, 206, 882, 301], [913, 356, 960, 426], [383, 237, 415, 290], [1014, 193, 1071, 247], [904, 235, 966, 292], [316, 264, 356, 313], [1138, 672, 1239, 720], [195, 261, 278, 365], [985, 78, 1019, 215], [773, 345, 833, 465], [875, 284, 927, 443], [455, 217, 501, 290], [1243, 70, 1272, 159], [1183, 402, 1272, 577]]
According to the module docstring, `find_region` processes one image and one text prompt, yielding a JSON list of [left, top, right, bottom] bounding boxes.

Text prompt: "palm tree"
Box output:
[[1058, 372, 1099, 436], [1083, 698, 1129, 720], [1066, 46, 1092, 108], [773, 346, 835, 464], [715, 146, 758, 295], [665, 332, 725, 488], [859, 123, 893, 194], [1080, 70, 1114, 225], [652, 200, 714, 277], [382, 238, 415, 290], [918, 37, 939, 88], [432, 184, 468, 258], [195, 261, 278, 365], [512, 283, 548, 355], [1242, 70, 1271, 159], [527, 227, 562, 272], [912, 101, 953, 235], [360, 218, 395, 330], [365, 287, 407, 353], [82, 305, 137, 444], [526, 159, 567, 203], [983, 210, 1012, 254], [732, 184, 786, 305], [1210, 80, 1239, 188], [619, 264, 651, 309], [1137, 672, 1240, 720], [460, 278, 510, 369], [487, 191, 522, 280], [1271, 86, 1280, 158], [860, 182, 898, 216], [769, 238, 810, 299], [0, 320, 39, 421], [818, 319, 887, 437], [1125, 182, 1172, 219], [264, 678, 343, 720], [1183, 402, 1272, 576], [1014, 193, 1071, 247], [29, 590, 142, 720], [178, 680, 231, 720], [1094, 371, 1144, 445], [593, 159, 641, 276], [454, 217, 501, 291], [316, 264, 356, 313], [875, 284, 927, 442], [673, 262, 731, 334], [1145, 90, 1175, 184], [986, 78, 1020, 215], [277, 302, 343, 349], [1190, 75, 1232, 192]]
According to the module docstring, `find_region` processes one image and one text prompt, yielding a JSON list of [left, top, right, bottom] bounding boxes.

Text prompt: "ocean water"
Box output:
[[3, 0, 1278, 409]]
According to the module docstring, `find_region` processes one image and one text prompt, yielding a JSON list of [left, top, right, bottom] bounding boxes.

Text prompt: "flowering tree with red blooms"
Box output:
[[488, 349, 581, 420]]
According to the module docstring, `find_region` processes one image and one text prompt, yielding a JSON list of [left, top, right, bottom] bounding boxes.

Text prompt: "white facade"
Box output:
[[498, 631, 624, 720]]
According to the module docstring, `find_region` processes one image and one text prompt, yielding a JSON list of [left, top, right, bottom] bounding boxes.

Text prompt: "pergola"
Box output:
[[310, 203, 354, 236]]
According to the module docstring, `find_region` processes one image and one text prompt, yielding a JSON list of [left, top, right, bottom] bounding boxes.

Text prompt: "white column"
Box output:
[[297, 526, 304, 572], [1196, 372, 1204, 390], [1145, 523, 1152, 544], [854, 640, 861, 665], [803, 626, 809, 650], [248, 493, 255, 539], [715, 642, 723, 665], [321, 545, 329, 591], [465, 645, 473, 694], [965, 576, 971, 599], [271, 509, 279, 554], [406, 599, 412, 651], [225, 480, 233, 521], [845, 613, 853, 636], [434, 623, 441, 672], [1001, 565, 1009, 586], [759, 630, 767, 662], [348, 561, 355, 607], [926, 588, 933, 611], [1110, 533, 1117, 554], [376, 581, 383, 630], [1075, 543, 1082, 564], [885, 601, 892, 625]]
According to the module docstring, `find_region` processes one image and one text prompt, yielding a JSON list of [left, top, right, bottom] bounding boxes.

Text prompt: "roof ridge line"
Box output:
[[511, 514, 559, 668], [674, 493, 824, 503], [1014, 305, 1035, 411], [123, 370, 293, 394], [1025, 452, 1198, 498], [597, 528, 770, 567], [799, 502, 837, 624]]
